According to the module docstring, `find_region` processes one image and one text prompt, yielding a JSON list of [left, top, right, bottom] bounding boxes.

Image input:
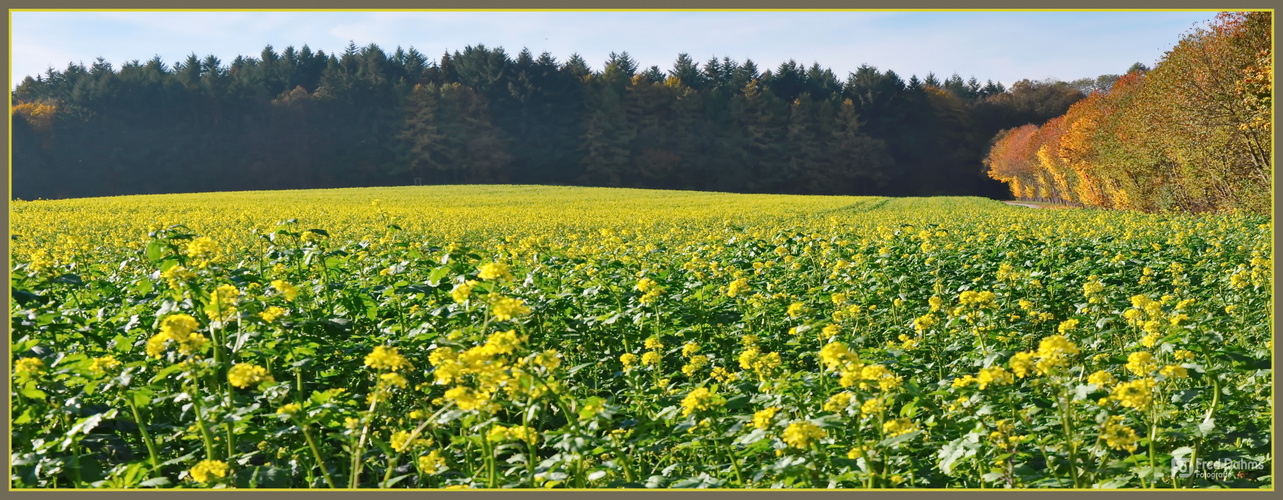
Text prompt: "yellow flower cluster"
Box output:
[[161, 265, 196, 289], [227, 363, 274, 389], [820, 324, 840, 342], [823, 392, 854, 413], [882, 418, 917, 438], [1082, 276, 1106, 304], [999, 329, 1086, 380], [443, 386, 491, 412], [477, 262, 514, 282], [417, 450, 447, 475], [819, 341, 859, 372], [913, 313, 939, 332], [1110, 378, 1157, 411], [534, 349, 561, 370], [391, 430, 431, 452], [975, 366, 1014, 390], [1102, 416, 1139, 451], [680, 386, 725, 417], [430, 331, 531, 412], [1088, 370, 1117, 387], [379, 372, 409, 389], [146, 314, 208, 358], [1159, 364, 1188, 379], [782, 421, 826, 449], [853, 364, 902, 392], [831, 303, 865, 323], [636, 278, 664, 304], [88, 355, 121, 376], [710, 366, 737, 383], [738, 346, 784, 382], [205, 284, 241, 321], [681, 354, 709, 377], [276, 402, 303, 417], [727, 278, 750, 297], [1009, 352, 1035, 378], [753, 407, 780, 430], [189, 459, 229, 483], [957, 290, 996, 306], [15, 357, 45, 379], [451, 280, 479, 303], [1125, 351, 1157, 376], [260, 306, 286, 323], [489, 296, 531, 322], [184, 236, 221, 265], [1124, 294, 1169, 339], [271, 279, 299, 301], [365, 346, 413, 372], [486, 425, 538, 443]]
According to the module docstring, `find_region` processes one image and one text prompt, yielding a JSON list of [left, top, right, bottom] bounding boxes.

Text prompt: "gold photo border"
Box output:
[[3, 2, 1276, 499]]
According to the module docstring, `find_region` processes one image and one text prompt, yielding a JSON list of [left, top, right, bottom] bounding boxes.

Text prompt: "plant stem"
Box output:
[[721, 435, 745, 486], [382, 455, 399, 488], [1059, 383, 1081, 487], [350, 396, 381, 488], [523, 398, 539, 486], [1017, 406, 1063, 486], [1186, 376, 1221, 488], [61, 414, 83, 488], [1148, 418, 1160, 488], [485, 433, 497, 488], [224, 382, 236, 460], [126, 397, 161, 473], [188, 384, 218, 460], [1129, 449, 1149, 488], [378, 404, 455, 488], [299, 421, 338, 489]]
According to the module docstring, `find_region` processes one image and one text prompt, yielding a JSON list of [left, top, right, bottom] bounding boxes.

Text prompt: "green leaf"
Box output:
[[724, 394, 750, 411], [878, 429, 922, 448], [14, 407, 35, 425], [145, 240, 165, 262], [150, 363, 189, 383], [129, 388, 154, 408], [235, 465, 291, 488], [1171, 388, 1199, 404], [69, 409, 117, 435], [139, 477, 173, 487], [20, 385, 47, 400], [1196, 418, 1216, 437], [427, 267, 451, 287], [734, 428, 768, 446], [382, 473, 413, 488], [900, 399, 918, 418], [938, 432, 980, 475], [52, 273, 85, 286]]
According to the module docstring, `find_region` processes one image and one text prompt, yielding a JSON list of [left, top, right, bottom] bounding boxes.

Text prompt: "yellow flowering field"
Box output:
[[9, 185, 1273, 489]]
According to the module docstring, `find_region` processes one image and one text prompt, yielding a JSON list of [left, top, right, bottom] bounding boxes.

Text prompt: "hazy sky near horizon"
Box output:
[[12, 11, 1218, 90]]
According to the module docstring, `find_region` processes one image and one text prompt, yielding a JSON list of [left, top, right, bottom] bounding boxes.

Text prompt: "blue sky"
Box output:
[[11, 11, 1219, 90]]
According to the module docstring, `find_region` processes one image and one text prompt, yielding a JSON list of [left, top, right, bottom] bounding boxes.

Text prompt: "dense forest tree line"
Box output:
[[13, 40, 1100, 200], [985, 12, 1271, 214]]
